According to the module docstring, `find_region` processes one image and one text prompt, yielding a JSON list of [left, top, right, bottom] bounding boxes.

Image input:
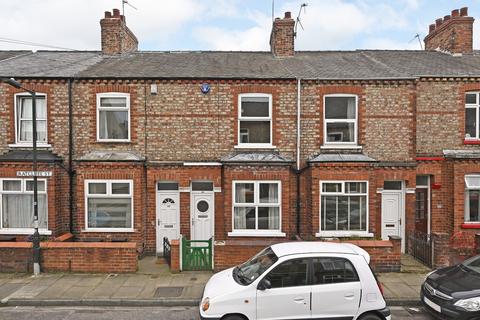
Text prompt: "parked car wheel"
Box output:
[[221, 314, 246, 320], [358, 312, 383, 320]]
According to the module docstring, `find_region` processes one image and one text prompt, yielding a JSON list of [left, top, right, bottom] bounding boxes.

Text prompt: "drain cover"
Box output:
[[154, 286, 184, 298]]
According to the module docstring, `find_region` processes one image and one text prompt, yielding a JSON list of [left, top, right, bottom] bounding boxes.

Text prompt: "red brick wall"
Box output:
[[213, 238, 400, 272], [0, 242, 137, 273]]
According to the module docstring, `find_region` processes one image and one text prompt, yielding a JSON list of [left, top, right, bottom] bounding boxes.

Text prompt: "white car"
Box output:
[[200, 242, 390, 320]]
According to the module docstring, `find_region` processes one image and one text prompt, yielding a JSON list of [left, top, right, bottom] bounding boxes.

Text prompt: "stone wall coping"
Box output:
[[215, 239, 393, 248], [0, 242, 136, 249]]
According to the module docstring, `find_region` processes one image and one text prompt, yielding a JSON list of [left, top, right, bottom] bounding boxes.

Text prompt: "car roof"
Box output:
[[270, 242, 369, 260]]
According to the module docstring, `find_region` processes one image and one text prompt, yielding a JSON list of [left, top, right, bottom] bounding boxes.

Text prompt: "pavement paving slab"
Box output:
[[60, 286, 93, 299], [111, 286, 143, 299], [0, 283, 26, 300]]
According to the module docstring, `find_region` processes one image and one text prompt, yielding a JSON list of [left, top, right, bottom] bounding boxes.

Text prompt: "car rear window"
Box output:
[[311, 257, 359, 285]]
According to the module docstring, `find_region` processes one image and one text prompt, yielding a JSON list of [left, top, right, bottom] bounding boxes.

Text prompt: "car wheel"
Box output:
[[358, 312, 383, 320], [222, 314, 246, 320]]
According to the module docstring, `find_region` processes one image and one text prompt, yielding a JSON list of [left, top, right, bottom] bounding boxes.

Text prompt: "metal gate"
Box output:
[[408, 231, 434, 267], [182, 237, 213, 271]]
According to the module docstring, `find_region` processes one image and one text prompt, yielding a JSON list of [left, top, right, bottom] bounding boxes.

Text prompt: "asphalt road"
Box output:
[[0, 306, 434, 320]]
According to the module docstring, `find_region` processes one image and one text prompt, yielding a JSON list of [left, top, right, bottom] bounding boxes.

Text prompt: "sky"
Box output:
[[1, 0, 480, 52]]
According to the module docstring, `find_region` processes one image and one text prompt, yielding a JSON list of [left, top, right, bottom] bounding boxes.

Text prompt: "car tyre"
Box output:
[[358, 312, 383, 320]]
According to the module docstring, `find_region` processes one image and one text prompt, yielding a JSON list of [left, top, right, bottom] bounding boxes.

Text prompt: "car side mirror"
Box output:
[[258, 278, 272, 291]]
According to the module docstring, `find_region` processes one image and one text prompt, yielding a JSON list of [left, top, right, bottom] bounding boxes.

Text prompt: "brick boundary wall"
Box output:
[[0, 242, 138, 273], [213, 238, 401, 273]]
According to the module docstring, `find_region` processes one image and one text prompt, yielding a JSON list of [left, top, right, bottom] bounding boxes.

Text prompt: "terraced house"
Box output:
[[0, 7, 480, 273]]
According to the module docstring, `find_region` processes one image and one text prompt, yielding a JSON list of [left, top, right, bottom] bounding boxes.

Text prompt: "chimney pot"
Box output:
[[435, 18, 443, 27], [451, 9, 459, 17], [104, 11, 112, 18], [429, 24, 436, 33], [444, 15, 451, 21], [284, 11, 292, 19], [460, 7, 468, 17], [113, 8, 120, 17]]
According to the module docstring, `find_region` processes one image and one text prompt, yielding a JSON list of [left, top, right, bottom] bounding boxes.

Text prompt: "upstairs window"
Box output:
[[324, 95, 357, 146], [238, 94, 272, 147], [465, 92, 480, 140], [97, 93, 130, 142], [15, 94, 47, 144]]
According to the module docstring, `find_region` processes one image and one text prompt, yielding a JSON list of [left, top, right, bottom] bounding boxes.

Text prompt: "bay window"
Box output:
[[15, 94, 47, 145], [324, 95, 358, 146], [85, 180, 133, 231], [237, 94, 272, 147], [97, 93, 130, 142], [0, 179, 48, 232], [465, 175, 480, 222], [231, 181, 284, 236], [319, 181, 368, 236]]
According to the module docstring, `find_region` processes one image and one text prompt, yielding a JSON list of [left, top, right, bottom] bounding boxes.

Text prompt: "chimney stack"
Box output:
[[424, 7, 474, 54], [270, 11, 295, 57], [100, 9, 138, 55]]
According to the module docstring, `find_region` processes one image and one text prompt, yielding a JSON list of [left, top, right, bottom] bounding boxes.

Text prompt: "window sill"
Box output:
[[82, 228, 135, 233], [320, 145, 362, 150], [234, 144, 277, 149], [0, 229, 52, 235], [464, 140, 480, 145], [228, 231, 286, 237], [315, 232, 374, 238], [461, 223, 480, 229], [96, 140, 131, 144], [9, 143, 52, 148]]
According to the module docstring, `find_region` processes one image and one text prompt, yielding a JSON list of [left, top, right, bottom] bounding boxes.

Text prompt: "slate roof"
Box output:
[[77, 151, 145, 162], [309, 153, 377, 163], [0, 51, 30, 62], [0, 150, 63, 163], [221, 152, 293, 163], [1, 50, 480, 79]]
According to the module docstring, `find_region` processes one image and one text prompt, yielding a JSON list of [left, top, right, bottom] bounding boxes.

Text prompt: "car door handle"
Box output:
[[344, 293, 355, 299], [294, 297, 306, 304]]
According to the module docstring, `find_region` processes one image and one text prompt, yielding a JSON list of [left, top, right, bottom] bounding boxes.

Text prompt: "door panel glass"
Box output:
[[265, 258, 309, 288], [312, 257, 359, 285], [383, 181, 402, 190]]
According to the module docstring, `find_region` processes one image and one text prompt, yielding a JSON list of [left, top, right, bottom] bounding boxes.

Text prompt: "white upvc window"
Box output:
[[14, 93, 48, 145], [323, 94, 358, 147], [96, 93, 130, 142], [318, 181, 370, 237], [0, 178, 49, 234], [465, 175, 480, 223], [237, 93, 273, 148], [85, 180, 133, 232], [229, 181, 285, 237], [465, 92, 480, 140]]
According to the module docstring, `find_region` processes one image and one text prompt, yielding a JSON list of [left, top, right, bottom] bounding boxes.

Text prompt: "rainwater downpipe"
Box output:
[[68, 78, 74, 233], [296, 78, 301, 236]]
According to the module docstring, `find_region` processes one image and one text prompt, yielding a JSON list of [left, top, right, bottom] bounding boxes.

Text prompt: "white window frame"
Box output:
[[229, 180, 285, 237], [464, 175, 480, 223], [96, 93, 131, 142], [465, 92, 480, 140], [316, 180, 372, 237], [323, 94, 358, 148], [84, 179, 134, 232], [12, 92, 50, 147], [0, 178, 51, 235], [236, 93, 275, 149]]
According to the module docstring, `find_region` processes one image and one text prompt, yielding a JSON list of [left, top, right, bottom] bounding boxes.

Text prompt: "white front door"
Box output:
[[156, 192, 180, 254], [381, 190, 404, 250], [191, 192, 214, 240]]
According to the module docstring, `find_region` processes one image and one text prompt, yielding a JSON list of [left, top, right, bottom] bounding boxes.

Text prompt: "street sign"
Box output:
[[16, 171, 52, 177]]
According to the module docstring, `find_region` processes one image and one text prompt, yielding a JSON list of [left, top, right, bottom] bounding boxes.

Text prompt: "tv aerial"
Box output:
[[294, 3, 308, 38], [122, 0, 137, 15], [409, 33, 423, 50]]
